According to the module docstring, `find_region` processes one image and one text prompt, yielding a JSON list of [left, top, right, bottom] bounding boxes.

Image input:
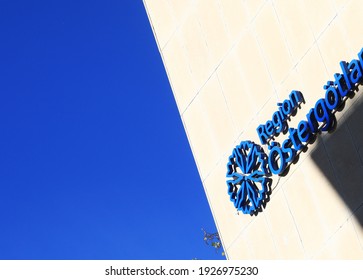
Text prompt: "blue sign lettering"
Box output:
[[257, 90, 304, 144], [227, 47, 363, 214], [262, 48, 363, 176]]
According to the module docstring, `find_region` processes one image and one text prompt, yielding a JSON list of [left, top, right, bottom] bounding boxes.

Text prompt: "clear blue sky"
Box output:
[[0, 0, 224, 260]]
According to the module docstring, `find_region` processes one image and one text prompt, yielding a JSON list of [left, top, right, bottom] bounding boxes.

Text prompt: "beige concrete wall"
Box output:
[[144, 0, 363, 259]]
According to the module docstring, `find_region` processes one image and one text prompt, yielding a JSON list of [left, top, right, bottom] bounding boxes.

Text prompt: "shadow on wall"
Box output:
[[310, 89, 363, 226]]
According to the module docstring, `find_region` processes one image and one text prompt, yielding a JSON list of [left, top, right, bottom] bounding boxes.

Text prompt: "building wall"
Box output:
[[144, 0, 363, 259]]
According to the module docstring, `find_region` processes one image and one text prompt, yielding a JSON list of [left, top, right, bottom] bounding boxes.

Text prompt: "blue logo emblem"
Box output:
[[226, 141, 270, 215]]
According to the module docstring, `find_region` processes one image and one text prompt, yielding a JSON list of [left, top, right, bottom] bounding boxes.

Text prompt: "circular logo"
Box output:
[[226, 141, 270, 214]]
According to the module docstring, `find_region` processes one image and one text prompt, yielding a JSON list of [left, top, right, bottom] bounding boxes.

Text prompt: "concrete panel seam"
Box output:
[[312, 213, 361, 259], [281, 187, 307, 258], [271, 0, 294, 70], [215, 72, 239, 134], [351, 202, 363, 250]]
